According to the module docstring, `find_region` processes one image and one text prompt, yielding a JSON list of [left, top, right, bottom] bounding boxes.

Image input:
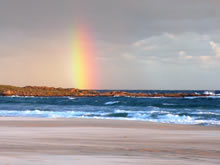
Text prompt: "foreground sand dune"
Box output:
[[0, 118, 219, 165]]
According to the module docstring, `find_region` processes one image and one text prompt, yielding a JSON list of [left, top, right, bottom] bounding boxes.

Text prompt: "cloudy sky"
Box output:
[[0, 0, 219, 89]]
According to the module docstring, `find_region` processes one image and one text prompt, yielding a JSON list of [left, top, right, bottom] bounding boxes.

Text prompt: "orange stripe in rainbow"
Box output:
[[72, 25, 97, 89]]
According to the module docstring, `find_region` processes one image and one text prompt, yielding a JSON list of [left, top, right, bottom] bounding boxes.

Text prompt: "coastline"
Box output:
[[0, 118, 219, 165], [0, 85, 216, 97]]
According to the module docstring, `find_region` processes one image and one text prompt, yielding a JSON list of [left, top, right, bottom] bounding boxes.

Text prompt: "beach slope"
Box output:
[[0, 118, 219, 165]]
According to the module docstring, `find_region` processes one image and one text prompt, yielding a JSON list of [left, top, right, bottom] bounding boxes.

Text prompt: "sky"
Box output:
[[0, 0, 219, 90]]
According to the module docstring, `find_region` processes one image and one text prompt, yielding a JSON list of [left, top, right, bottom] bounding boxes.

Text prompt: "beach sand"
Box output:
[[0, 118, 219, 165]]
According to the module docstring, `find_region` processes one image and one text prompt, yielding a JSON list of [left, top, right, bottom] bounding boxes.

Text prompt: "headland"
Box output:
[[0, 85, 212, 97]]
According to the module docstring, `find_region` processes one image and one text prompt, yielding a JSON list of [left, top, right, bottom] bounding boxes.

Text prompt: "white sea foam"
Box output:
[[148, 114, 220, 125], [114, 109, 129, 113], [113, 95, 120, 97], [155, 114, 194, 124], [0, 109, 219, 125], [149, 110, 169, 114], [142, 97, 165, 98], [203, 91, 215, 95], [192, 111, 220, 115], [162, 103, 176, 105], [67, 97, 75, 100], [206, 96, 220, 99], [81, 113, 220, 125], [7, 95, 35, 98], [104, 101, 120, 105], [184, 97, 199, 99], [184, 95, 220, 99], [0, 110, 87, 118]]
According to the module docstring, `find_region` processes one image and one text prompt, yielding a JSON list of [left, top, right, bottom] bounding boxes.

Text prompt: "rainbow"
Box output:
[[72, 24, 97, 89]]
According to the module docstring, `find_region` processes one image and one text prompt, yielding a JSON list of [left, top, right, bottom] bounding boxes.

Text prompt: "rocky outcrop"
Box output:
[[2, 90, 14, 96], [0, 85, 210, 98]]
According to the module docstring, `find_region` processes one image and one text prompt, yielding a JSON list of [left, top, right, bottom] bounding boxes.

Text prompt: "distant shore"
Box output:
[[0, 85, 213, 97], [0, 117, 219, 165]]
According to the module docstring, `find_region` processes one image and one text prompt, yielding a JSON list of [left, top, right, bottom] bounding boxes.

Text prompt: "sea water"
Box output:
[[0, 90, 220, 126]]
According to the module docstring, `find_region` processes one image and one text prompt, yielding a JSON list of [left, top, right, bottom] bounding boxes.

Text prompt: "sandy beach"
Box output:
[[0, 118, 219, 165]]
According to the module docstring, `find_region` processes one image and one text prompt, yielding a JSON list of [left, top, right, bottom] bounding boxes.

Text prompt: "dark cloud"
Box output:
[[0, 0, 218, 42]]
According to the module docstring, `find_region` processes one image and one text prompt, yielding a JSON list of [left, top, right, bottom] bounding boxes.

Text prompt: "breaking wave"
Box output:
[[0, 89, 220, 126]]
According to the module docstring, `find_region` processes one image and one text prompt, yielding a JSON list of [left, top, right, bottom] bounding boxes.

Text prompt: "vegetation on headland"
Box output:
[[0, 85, 208, 97], [0, 85, 99, 97]]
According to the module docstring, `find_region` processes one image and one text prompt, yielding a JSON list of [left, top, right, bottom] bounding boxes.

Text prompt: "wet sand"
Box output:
[[0, 117, 219, 165]]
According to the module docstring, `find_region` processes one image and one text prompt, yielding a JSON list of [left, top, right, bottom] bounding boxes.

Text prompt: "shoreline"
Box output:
[[0, 117, 219, 128], [0, 117, 219, 164]]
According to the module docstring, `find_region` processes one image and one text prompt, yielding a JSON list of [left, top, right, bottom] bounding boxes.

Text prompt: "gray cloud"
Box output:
[[131, 32, 215, 58], [0, 0, 218, 42]]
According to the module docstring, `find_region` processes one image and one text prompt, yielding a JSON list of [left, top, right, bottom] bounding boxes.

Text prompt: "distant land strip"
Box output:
[[0, 85, 212, 97]]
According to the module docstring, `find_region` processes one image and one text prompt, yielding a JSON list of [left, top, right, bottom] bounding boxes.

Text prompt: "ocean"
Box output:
[[0, 90, 220, 126]]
